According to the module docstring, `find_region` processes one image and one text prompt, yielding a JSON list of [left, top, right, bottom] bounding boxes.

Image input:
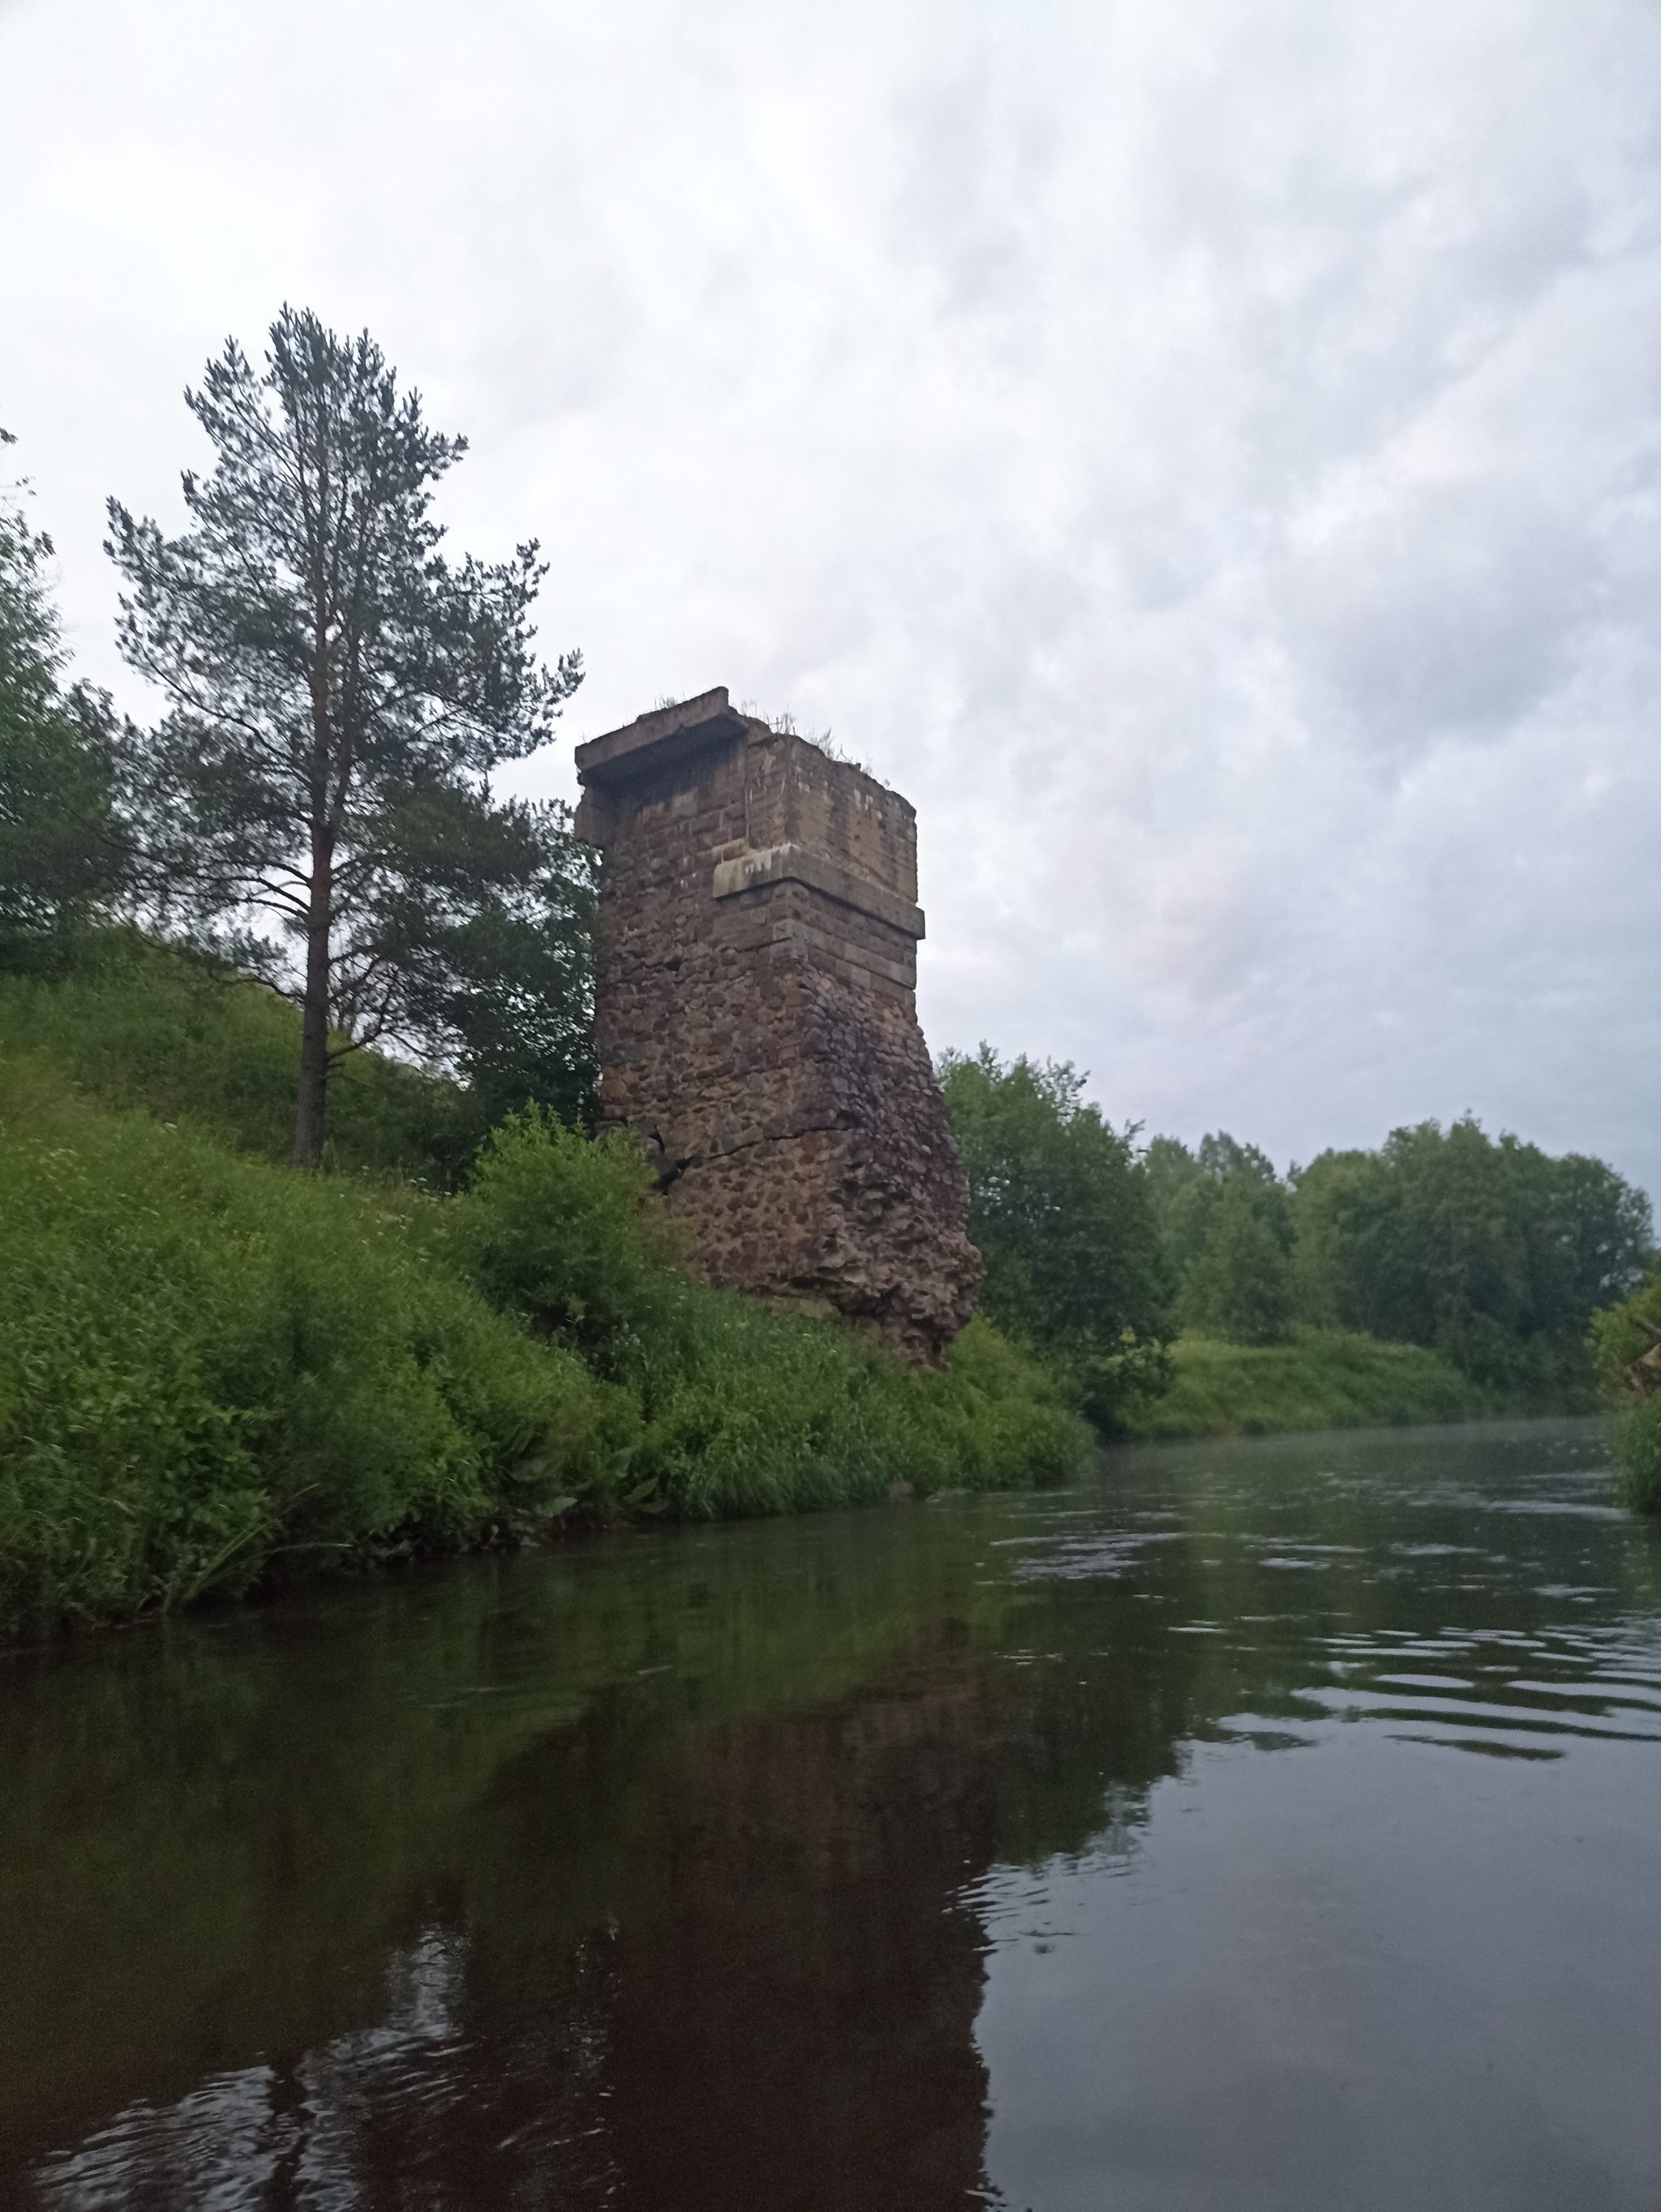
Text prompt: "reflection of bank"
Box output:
[[510, 1603, 1204, 2210], [6, 1497, 1218, 2210], [21, 1434, 1661, 2210], [452, 1623, 1193, 2210]]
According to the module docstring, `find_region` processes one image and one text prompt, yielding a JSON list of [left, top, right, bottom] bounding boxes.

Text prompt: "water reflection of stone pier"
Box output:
[[32, 1434, 1629, 2208], [17, 1656, 1022, 2210]]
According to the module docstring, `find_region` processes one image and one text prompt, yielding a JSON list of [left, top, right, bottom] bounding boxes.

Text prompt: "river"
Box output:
[[2, 1418, 1659, 2210]]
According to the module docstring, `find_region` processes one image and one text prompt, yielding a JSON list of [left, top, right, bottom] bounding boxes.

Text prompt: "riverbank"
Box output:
[[0, 942, 1088, 1635], [1119, 1327, 1496, 1438], [2, 937, 1630, 1634]]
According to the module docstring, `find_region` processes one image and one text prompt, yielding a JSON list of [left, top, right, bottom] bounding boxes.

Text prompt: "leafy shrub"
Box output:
[[0, 1068, 631, 1631], [1612, 1397, 1661, 1514], [1590, 1276, 1661, 1394], [447, 1106, 681, 1377], [1590, 1275, 1661, 1513], [449, 1112, 1092, 1519]]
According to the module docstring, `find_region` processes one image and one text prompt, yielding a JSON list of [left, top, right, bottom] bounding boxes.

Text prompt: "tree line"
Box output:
[[942, 1048, 1654, 1421]]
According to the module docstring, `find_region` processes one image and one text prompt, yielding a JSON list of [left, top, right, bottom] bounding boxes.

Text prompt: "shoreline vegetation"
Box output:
[[1593, 1281, 1661, 1512], [941, 1046, 1655, 1460], [0, 938, 1086, 1635], [1120, 1328, 1488, 1440]]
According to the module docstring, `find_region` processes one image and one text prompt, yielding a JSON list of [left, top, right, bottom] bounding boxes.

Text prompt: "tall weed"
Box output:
[[1612, 1397, 1661, 1513], [0, 1069, 629, 1629]]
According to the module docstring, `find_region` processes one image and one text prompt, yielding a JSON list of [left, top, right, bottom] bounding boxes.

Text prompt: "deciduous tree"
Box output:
[[1, 432, 131, 963], [1293, 1117, 1651, 1395], [939, 1046, 1172, 1425], [1145, 1131, 1295, 1343]]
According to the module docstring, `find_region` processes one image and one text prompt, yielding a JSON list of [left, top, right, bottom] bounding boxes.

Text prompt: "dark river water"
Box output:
[[3, 1419, 1660, 2210]]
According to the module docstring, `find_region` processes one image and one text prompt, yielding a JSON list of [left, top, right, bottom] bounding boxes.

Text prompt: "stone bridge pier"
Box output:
[[573, 688, 980, 1365]]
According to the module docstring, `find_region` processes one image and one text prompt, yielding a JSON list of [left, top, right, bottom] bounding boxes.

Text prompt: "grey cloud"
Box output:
[[1284, 477, 1590, 752]]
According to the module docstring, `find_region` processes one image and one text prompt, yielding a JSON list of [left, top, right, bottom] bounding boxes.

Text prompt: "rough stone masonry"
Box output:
[[574, 688, 981, 1364]]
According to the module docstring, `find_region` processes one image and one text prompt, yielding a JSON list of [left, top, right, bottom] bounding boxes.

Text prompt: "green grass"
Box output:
[[0, 1060, 633, 1630], [1120, 1326, 1487, 1439], [1590, 1279, 1661, 1514], [1612, 1397, 1661, 1513], [0, 958, 1088, 1633], [0, 931, 480, 1183]]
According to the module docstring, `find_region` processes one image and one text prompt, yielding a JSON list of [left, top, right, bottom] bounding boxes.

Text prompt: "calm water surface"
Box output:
[[3, 1419, 1660, 2210]]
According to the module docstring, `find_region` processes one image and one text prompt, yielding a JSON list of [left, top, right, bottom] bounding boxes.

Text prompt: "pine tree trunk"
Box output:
[[291, 847, 332, 1171]]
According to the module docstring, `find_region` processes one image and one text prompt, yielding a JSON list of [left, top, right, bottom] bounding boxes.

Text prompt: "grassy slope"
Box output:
[[0, 940, 1088, 1631], [1122, 1326, 1487, 1439], [0, 934, 479, 1182]]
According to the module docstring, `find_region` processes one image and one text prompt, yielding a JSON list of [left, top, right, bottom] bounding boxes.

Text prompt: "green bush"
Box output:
[[448, 1110, 1091, 1519], [0, 1067, 631, 1631], [1612, 1396, 1661, 1514], [447, 1107, 681, 1377], [1590, 1276, 1661, 1392], [1591, 1276, 1661, 1513]]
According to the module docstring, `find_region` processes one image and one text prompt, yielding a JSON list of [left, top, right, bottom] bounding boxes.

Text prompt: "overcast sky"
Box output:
[[4, 0, 1658, 1205]]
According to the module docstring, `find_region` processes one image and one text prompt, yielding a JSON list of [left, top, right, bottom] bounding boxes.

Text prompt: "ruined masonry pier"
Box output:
[[573, 688, 980, 1364]]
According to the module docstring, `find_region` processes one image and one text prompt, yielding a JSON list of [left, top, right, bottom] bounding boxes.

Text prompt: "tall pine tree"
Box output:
[[108, 309, 586, 1168]]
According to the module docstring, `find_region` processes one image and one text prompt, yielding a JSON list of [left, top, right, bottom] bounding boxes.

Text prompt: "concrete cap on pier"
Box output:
[[574, 687, 749, 789]]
